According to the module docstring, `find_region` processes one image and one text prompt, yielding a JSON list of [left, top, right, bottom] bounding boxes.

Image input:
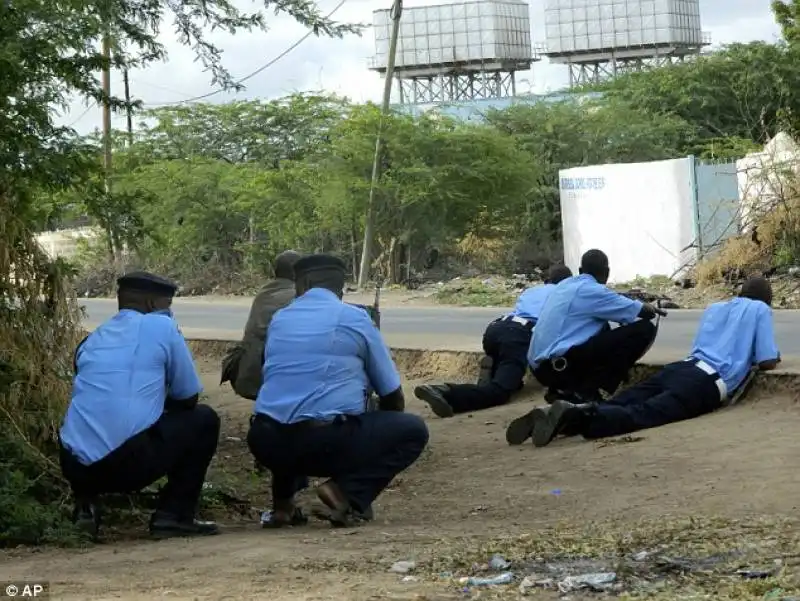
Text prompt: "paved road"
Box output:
[[80, 298, 800, 360]]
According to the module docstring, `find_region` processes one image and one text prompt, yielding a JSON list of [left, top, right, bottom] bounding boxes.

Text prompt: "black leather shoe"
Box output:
[[414, 384, 454, 418], [532, 400, 592, 447], [506, 407, 547, 445], [149, 512, 219, 539]]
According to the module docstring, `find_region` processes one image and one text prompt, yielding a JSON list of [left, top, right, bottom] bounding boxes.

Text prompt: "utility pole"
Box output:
[[101, 31, 114, 263], [101, 32, 112, 185], [357, 0, 402, 288], [123, 67, 133, 147]]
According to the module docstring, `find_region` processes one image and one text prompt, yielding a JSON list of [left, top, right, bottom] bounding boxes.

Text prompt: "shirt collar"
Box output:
[[301, 287, 341, 301]]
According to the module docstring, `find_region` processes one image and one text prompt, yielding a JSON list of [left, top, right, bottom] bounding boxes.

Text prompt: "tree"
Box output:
[[484, 99, 698, 246], [1, 0, 362, 545], [139, 95, 351, 166], [773, 0, 800, 45], [314, 104, 545, 282], [596, 42, 800, 149]]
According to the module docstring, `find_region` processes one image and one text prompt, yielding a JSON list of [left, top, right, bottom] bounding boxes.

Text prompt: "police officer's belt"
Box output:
[[685, 358, 728, 400], [251, 413, 347, 429], [496, 315, 535, 329]]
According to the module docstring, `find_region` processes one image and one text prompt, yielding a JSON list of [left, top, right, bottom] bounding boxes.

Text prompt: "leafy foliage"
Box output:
[[1, 0, 364, 545], [596, 42, 800, 153], [68, 93, 709, 292]]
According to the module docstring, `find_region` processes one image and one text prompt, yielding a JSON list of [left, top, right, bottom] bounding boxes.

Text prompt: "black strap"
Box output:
[[73, 333, 91, 375]]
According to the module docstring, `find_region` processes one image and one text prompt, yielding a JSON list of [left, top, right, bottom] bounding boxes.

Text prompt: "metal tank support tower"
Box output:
[[543, 0, 711, 87], [369, 0, 538, 104]]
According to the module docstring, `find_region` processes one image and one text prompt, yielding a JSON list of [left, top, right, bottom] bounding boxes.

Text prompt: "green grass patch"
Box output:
[[434, 281, 517, 307]]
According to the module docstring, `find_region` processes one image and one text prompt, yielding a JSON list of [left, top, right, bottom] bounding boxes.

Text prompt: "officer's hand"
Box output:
[[638, 303, 665, 320]]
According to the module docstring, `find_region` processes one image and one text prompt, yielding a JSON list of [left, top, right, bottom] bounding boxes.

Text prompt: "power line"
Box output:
[[66, 102, 96, 127], [147, 0, 348, 106]]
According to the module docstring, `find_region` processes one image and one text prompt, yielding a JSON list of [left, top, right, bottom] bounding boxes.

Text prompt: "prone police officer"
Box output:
[[221, 249, 302, 399], [59, 272, 221, 538], [520, 249, 664, 417], [413, 265, 573, 418], [247, 254, 429, 528], [513, 276, 780, 446]]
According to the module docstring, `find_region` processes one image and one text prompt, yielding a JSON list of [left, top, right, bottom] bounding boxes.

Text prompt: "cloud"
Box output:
[[58, 0, 779, 135]]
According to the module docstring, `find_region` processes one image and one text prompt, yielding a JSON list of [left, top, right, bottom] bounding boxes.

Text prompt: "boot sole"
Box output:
[[532, 401, 570, 447], [414, 386, 454, 418], [506, 407, 546, 445]]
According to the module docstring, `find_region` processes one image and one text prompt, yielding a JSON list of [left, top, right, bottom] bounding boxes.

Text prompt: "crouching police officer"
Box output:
[[518, 276, 781, 447], [413, 265, 572, 418], [247, 254, 429, 528], [526, 249, 663, 404], [59, 272, 221, 539]]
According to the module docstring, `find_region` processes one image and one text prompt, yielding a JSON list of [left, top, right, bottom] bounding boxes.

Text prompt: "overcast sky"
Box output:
[[59, 0, 780, 135]]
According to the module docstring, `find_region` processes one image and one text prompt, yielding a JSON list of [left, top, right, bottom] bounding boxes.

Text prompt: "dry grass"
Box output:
[[286, 515, 800, 599], [697, 186, 800, 285], [0, 206, 83, 499]]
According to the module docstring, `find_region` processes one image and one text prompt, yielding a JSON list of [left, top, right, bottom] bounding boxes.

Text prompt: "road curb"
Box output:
[[186, 338, 800, 389]]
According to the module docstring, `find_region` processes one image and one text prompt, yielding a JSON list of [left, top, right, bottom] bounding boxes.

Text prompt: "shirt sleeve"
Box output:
[[753, 305, 780, 364], [581, 284, 643, 324], [165, 321, 204, 400], [358, 313, 402, 396]]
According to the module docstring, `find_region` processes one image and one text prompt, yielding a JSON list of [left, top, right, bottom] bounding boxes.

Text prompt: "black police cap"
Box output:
[[117, 271, 178, 296], [293, 254, 346, 277]]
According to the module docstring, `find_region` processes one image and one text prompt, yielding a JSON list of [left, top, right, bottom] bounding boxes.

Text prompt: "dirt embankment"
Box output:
[[4, 352, 800, 600]]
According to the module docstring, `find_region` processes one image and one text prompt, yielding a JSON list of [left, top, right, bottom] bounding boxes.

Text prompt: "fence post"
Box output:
[[688, 155, 704, 258]]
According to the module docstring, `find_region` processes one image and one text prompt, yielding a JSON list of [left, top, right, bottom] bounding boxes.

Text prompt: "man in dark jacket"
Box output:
[[221, 250, 301, 399]]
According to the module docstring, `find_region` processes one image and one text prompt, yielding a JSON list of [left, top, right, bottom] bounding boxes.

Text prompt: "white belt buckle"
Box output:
[[511, 316, 529, 326]]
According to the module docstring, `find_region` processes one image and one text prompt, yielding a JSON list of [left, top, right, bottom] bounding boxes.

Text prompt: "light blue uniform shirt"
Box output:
[[255, 287, 402, 424], [510, 283, 555, 322], [690, 297, 779, 391], [529, 273, 643, 367], [60, 310, 203, 465]]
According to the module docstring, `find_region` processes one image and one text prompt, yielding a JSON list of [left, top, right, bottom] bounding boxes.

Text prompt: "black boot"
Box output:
[[532, 400, 597, 448], [149, 510, 219, 539], [544, 388, 585, 405], [72, 497, 101, 539], [506, 406, 548, 445], [413, 384, 454, 418]]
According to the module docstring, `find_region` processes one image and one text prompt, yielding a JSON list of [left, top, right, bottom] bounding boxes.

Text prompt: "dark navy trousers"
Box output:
[[247, 411, 429, 512], [534, 319, 657, 397], [60, 404, 221, 518], [582, 360, 723, 439], [443, 318, 532, 414]]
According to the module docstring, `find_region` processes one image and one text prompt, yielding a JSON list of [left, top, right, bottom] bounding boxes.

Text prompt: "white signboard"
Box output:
[[559, 158, 695, 283]]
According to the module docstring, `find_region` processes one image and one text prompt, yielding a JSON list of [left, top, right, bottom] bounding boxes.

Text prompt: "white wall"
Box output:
[[559, 157, 695, 283], [35, 227, 100, 259]]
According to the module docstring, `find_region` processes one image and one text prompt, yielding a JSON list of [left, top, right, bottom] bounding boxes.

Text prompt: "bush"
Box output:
[[0, 208, 84, 546], [697, 179, 800, 284]]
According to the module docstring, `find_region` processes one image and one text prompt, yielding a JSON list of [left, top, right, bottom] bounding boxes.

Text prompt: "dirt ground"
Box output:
[[4, 356, 800, 600]]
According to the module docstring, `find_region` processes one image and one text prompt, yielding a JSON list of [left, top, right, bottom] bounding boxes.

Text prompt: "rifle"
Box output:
[[346, 285, 381, 329], [346, 284, 382, 412], [723, 367, 757, 407]]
